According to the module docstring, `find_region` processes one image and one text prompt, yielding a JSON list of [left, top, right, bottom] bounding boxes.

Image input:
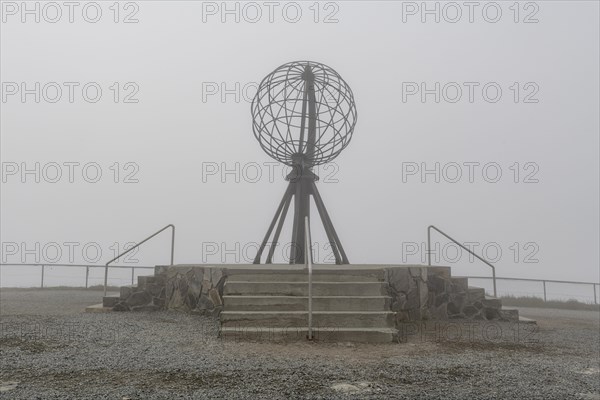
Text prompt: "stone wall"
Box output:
[[383, 266, 512, 324], [162, 265, 227, 315], [112, 264, 513, 323]]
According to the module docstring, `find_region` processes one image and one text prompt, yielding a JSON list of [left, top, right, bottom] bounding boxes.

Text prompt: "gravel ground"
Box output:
[[0, 289, 599, 399]]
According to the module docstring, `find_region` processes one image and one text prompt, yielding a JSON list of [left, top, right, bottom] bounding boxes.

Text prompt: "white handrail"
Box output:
[[305, 217, 313, 340]]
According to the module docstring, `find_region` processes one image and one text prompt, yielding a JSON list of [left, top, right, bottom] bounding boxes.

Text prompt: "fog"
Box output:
[[1, 2, 598, 297]]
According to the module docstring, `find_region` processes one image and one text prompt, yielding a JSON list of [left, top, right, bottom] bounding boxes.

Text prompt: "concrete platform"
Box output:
[[219, 326, 398, 343], [84, 303, 113, 313]]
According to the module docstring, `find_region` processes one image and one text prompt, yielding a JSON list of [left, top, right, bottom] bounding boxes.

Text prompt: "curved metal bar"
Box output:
[[427, 225, 497, 298], [103, 224, 175, 296]]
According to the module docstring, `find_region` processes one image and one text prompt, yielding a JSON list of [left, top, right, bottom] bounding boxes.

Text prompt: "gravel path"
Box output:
[[1, 290, 598, 399]]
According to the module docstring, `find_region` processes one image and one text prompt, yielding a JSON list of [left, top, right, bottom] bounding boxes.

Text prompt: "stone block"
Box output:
[[113, 302, 130, 312], [103, 296, 119, 307], [131, 304, 160, 312], [146, 283, 163, 297], [434, 293, 449, 308], [209, 288, 222, 307], [197, 294, 215, 312], [481, 298, 501, 309], [153, 297, 165, 308], [120, 286, 134, 300], [447, 301, 461, 316], [430, 303, 448, 320], [386, 268, 412, 293], [125, 291, 152, 307], [427, 274, 448, 295], [463, 305, 479, 318], [154, 265, 170, 276], [483, 308, 500, 320]]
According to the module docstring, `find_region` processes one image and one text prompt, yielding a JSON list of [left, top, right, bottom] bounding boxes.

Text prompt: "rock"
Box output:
[[186, 292, 198, 309], [197, 294, 214, 311], [430, 303, 448, 320], [481, 298, 502, 309], [120, 286, 134, 300], [447, 302, 461, 316], [208, 288, 222, 307], [146, 283, 163, 297], [113, 302, 130, 312], [131, 304, 160, 312], [463, 305, 479, 318], [125, 291, 152, 307], [427, 274, 448, 294], [434, 293, 449, 307], [484, 308, 500, 320], [202, 279, 212, 294]]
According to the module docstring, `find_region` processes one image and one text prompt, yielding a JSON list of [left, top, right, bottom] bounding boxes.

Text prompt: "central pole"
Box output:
[[290, 65, 317, 264]]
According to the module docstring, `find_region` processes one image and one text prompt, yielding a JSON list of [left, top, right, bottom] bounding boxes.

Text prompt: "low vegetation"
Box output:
[[500, 295, 599, 311]]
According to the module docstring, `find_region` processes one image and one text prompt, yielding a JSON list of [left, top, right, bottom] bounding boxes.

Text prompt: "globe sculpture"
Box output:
[[252, 61, 357, 264]]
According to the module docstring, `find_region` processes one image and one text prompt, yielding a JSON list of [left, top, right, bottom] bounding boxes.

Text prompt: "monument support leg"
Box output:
[[266, 193, 292, 264], [253, 184, 294, 264], [310, 180, 349, 264], [290, 177, 311, 264]]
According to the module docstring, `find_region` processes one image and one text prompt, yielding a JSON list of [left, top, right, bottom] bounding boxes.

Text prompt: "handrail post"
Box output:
[[543, 280, 547, 302], [305, 217, 313, 341], [170, 224, 175, 265], [427, 226, 432, 266], [104, 263, 109, 296], [492, 266, 497, 298]]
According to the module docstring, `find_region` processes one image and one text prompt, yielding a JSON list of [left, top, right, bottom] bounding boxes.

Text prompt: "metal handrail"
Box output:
[[461, 275, 599, 304], [305, 217, 313, 340], [103, 224, 175, 295], [427, 225, 497, 297]]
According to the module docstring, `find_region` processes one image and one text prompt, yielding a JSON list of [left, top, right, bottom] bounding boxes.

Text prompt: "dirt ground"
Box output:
[[0, 289, 598, 399]]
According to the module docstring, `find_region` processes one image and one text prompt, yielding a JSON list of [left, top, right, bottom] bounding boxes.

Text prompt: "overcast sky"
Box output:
[[1, 1, 598, 287]]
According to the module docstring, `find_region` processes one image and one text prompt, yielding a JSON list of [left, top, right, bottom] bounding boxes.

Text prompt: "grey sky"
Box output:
[[1, 1, 598, 286]]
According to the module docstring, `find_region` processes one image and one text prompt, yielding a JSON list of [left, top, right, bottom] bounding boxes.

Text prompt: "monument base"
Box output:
[[93, 264, 524, 342]]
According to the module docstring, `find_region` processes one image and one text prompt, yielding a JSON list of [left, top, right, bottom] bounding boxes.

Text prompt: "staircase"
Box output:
[[219, 268, 398, 342]]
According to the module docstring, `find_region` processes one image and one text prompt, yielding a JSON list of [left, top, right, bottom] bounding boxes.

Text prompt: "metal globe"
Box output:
[[251, 61, 357, 167]]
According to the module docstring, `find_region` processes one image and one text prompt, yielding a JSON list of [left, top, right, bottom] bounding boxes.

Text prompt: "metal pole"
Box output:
[[170, 225, 175, 265], [492, 267, 497, 298], [131, 267, 135, 285], [104, 265, 108, 296], [305, 217, 313, 341], [85, 266, 89, 289], [543, 280, 547, 302], [41, 265, 44, 288], [427, 227, 431, 266], [593, 284, 597, 305]]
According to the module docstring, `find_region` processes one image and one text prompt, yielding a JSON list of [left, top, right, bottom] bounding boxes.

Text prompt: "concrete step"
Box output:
[[220, 311, 395, 328], [219, 326, 398, 343], [102, 296, 120, 308], [224, 281, 388, 297], [223, 295, 392, 311], [225, 269, 384, 282]]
